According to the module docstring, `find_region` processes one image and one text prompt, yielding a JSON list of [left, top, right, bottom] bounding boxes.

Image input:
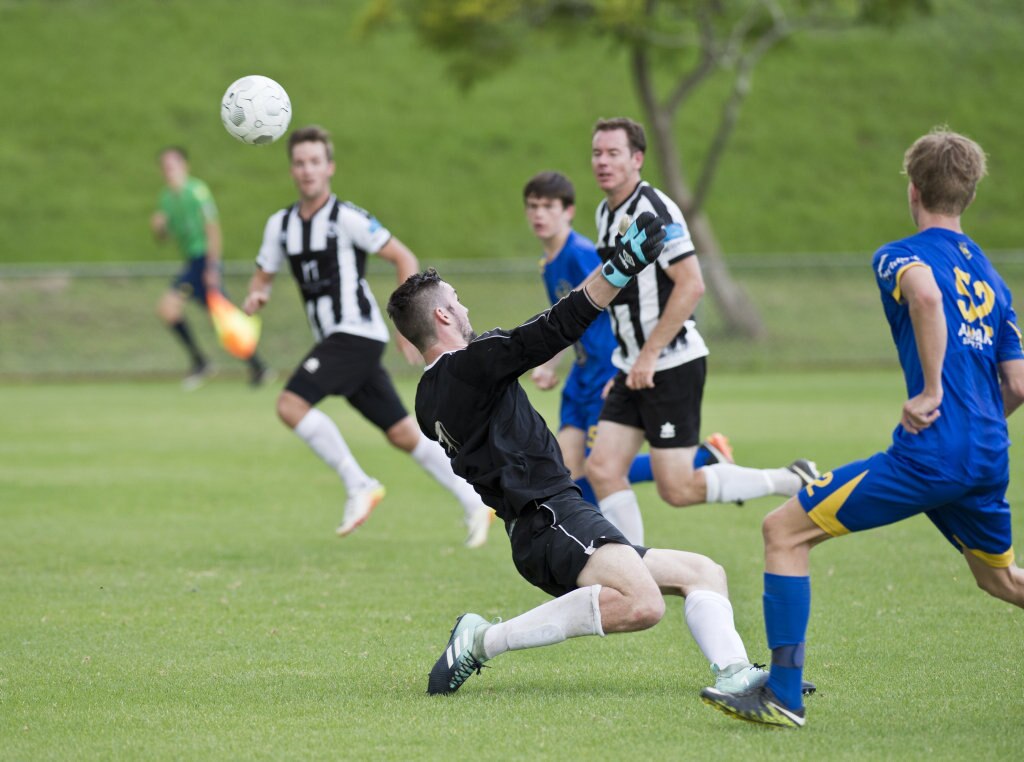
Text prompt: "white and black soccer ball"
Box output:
[[220, 75, 292, 145]]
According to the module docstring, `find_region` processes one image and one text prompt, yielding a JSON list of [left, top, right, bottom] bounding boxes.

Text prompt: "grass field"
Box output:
[[3, 372, 1023, 760]]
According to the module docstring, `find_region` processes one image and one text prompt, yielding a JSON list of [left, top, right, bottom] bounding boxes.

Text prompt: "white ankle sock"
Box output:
[[410, 436, 482, 519], [294, 409, 372, 492], [683, 589, 748, 668], [482, 585, 604, 660], [597, 490, 644, 545]]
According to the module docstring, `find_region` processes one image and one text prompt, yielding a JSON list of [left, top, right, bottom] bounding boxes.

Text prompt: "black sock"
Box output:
[[170, 320, 206, 367], [248, 353, 266, 373]]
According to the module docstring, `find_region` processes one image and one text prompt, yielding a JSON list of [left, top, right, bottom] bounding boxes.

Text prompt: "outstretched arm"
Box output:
[[465, 214, 666, 384], [900, 265, 946, 434]]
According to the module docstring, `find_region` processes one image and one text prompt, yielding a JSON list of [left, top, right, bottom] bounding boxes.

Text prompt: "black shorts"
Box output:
[[509, 489, 648, 597], [285, 333, 408, 432], [598, 358, 705, 448], [172, 254, 223, 306]]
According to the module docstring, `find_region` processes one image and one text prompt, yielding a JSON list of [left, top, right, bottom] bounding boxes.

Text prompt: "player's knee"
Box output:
[[628, 591, 666, 631], [690, 555, 728, 590], [276, 393, 304, 428], [584, 455, 615, 490], [762, 510, 792, 553], [974, 569, 1017, 603], [655, 478, 701, 508]]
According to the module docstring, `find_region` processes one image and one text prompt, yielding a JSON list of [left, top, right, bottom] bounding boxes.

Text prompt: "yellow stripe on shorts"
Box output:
[[806, 470, 869, 537], [954, 535, 1016, 568]]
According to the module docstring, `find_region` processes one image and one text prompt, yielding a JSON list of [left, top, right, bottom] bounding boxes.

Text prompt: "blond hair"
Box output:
[[903, 127, 987, 215]]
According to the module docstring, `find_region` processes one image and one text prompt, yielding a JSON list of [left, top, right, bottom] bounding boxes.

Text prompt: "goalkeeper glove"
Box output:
[[601, 212, 666, 288]]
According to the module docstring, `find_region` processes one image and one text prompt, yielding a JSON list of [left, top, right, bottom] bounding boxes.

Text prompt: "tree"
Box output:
[[361, 0, 929, 337]]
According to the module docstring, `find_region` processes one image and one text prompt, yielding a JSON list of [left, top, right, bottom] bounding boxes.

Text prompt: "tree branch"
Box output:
[[690, 9, 792, 214]]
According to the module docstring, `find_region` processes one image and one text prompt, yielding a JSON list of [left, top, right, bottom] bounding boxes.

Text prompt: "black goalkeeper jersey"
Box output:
[[415, 288, 603, 520]]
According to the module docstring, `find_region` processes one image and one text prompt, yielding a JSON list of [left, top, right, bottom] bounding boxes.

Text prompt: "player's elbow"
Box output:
[[682, 278, 706, 303], [1003, 376, 1024, 411]]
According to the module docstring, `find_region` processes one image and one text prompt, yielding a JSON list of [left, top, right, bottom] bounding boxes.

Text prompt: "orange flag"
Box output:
[[207, 290, 261, 360]]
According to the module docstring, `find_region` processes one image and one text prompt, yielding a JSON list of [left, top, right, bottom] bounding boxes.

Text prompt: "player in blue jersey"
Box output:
[[523, 171, 735, 507], [701, 128, 1024, 729]]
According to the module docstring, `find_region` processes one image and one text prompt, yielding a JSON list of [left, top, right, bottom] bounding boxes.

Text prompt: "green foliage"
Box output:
[[3, 375, 1024, 758], [0, 0, 1022, 265]]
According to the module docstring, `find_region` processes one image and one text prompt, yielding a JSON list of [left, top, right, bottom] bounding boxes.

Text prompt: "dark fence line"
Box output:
[[5, 250, 1024, 280]]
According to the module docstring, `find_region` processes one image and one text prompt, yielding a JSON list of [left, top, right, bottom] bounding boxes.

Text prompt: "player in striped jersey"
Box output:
[[242, 126, 492, 547], [702, 129, 1024, 728], [522, 170, 735, 507], [585, 118, 817, 545], [151, 146, 271, 390]]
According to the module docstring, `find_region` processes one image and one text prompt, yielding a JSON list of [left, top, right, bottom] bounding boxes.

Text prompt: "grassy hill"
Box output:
[[2, 0, 1023, 269]]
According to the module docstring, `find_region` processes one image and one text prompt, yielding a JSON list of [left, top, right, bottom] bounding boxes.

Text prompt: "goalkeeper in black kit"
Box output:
[[387, 213, 815, 700]]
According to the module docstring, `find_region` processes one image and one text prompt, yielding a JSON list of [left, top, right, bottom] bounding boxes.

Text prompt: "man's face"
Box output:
[[160, 151, 188, 191], [591, 129, 642, 200], [440, 281, 475, 343], [525, 195, 574, 244], [290, 141, 335, 200]]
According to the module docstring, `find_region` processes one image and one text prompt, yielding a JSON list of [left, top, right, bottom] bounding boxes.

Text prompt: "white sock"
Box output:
[[765, 467, 802, 496], [482, 585, 604, 660], [701, 463, 778, 503], [598, 490, 645, 545], [293, 409, 372, 492], [683, 589, 749, 668], [411, 436, 482, 520]]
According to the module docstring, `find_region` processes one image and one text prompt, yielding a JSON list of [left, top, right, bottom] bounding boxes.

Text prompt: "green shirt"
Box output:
[[158, 177, 219, 259]]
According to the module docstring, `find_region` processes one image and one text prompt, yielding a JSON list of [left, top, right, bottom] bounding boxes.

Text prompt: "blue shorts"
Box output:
[[559, 383, 605, 454], [172, 255, 224, 306], [797, 451, 1014, 568]]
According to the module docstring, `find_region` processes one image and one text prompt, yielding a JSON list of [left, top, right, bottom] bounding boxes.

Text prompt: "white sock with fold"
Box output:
[[294, 409, 373, 492], [481, 585, 604, 660], [597, 490, 645, 545], [702, 463, 778, 503], [683, 589, 749, 668], [410, 436, 482, 520]]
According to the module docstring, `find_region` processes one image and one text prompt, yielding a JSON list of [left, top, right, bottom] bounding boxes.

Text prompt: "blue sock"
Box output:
[[627, 454, 653, 483], [763, 572, 811, 710], [693, 444, 712, 468], [575, 477, 598, 506]]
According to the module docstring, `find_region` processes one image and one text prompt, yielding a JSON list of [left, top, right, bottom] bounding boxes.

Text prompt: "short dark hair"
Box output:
[[387, 268, 446, 351], [523, 171, 575, 207], [158, 146, 188, 162], [288, 125, 334, 162], [593, 117, 647, 154]]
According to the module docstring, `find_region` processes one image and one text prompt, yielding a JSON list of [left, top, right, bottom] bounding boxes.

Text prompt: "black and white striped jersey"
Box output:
[[595, 181, 708, 372], [256, 194, 392, 344], [416, 289, 602, 518]]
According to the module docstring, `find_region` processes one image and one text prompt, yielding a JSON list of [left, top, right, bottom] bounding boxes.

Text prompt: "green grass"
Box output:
[[3, 373, 1023, 759], [1, 0, 1023, 268]]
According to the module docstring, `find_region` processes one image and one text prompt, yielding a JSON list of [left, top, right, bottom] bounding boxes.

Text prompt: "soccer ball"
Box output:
[[220, 75, 292, 145]]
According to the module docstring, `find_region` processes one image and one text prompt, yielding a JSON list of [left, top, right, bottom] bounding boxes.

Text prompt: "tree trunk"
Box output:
[[644, 109, 767, 339]]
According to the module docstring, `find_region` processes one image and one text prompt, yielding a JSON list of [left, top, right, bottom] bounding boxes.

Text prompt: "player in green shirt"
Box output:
[[151, 146, 271, 389]]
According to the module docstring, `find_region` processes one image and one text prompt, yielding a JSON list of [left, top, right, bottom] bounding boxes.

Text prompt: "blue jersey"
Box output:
[[873, 227, 1024, 482], [541, 231, 618, 402]]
